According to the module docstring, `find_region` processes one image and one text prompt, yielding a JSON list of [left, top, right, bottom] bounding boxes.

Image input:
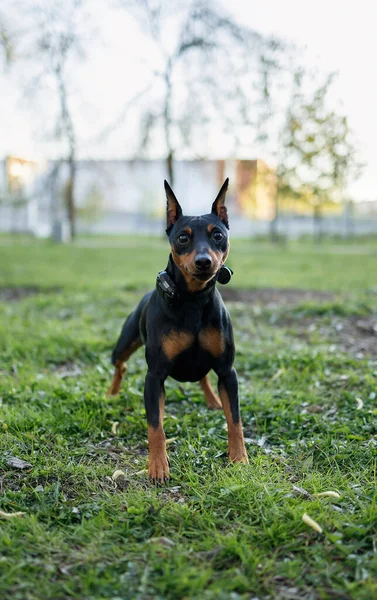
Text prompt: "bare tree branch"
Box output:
[[12, 0, 90, 240], [118, 0, 289, 183]]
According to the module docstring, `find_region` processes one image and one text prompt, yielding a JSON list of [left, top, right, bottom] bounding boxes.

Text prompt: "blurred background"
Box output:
[[1, 0, 376, 242], [3, 5, 377, 596]]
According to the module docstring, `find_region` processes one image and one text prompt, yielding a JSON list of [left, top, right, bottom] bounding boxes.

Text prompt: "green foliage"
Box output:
[[278, 73, 362, 208], [1, 238, 377, 599]]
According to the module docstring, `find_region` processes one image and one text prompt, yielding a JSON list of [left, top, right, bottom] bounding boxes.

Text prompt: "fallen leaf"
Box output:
[[166, 437, 178, 446], [0, 510, 25, 519], [59, 564, 74, 575], [302, 513, 323, 533], [57, 365, 82, 378], [315, 491, 341, 499], [292, 485, 312, 499], [271, 368, 284, 381], [135, 468, 147, 475], [356, 397, 364, 410], [6, 456, 32, 469], [111, 421, 120, 435], [306, 405, 324, 413], [147, 537, 175, 547], [112, 469, 126, 481]]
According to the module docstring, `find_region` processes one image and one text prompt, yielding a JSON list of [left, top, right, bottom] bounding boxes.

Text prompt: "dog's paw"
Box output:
[[206, 395, 222, 410], [229, 451, 249, 464], [148, 453, 170, 484]]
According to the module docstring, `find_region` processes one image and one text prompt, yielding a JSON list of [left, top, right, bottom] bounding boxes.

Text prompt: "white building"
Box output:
[[0, 157, 238, 236]]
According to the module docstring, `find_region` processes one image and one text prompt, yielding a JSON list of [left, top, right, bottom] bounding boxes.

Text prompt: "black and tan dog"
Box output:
[[108, 178, 248, 482]]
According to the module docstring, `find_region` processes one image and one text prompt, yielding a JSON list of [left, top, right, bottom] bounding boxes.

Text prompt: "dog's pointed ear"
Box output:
[[211, 178, 229, 229], [165, 180, 182, 234]]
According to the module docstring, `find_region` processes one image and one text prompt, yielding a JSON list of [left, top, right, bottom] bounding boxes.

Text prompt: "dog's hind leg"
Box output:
[[107, 334, 142, 397], [107, 303, 148, 397], [200, 375, 222, 409]]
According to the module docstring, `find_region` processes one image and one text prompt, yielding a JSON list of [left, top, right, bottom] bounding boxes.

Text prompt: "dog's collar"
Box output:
[[156, 262, 233, 304], [156, 270, 180, 303]]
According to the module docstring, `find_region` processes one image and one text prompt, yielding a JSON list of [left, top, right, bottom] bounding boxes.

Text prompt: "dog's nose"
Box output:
[[195, 254, 212, 271]]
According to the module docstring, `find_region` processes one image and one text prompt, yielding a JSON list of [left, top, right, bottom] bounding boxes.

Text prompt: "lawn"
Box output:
[[1, 236, 377, 599]]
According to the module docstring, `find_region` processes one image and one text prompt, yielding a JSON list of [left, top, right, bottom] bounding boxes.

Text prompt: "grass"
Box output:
[[1, 236, 377, 599], [1, 235, 377, 291]]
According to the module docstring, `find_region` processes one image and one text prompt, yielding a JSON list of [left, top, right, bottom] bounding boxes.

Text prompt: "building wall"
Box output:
[[235, 160, 277, 219], [1, 156, 377, 237]]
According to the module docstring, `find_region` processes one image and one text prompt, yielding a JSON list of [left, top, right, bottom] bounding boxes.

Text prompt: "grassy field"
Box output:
[[1, 237, 377, 599]]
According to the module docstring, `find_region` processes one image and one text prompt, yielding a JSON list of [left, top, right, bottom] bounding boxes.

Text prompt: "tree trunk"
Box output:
[[344, 199, 354, 238], [66, 158, 76, 240], [166, 151, 174, 186], [163, 60, 174, 186], [270, 190, 279, 242], [313, 203, 323, 243], [56, 64, 76, 241]]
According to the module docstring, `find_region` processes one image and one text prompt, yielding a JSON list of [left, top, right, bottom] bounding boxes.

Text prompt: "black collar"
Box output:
[[156, 255, 232, 305], [156, 269, 180, 303]]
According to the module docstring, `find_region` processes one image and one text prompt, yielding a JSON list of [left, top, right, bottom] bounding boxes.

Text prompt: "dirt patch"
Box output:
[[278, 314, 377, 358], [221, 287, 334, 307], [0, 286, 61, 302], [318, 316, 377, 358], [222, 287, 377, 358], [53, 362, 83, 378]]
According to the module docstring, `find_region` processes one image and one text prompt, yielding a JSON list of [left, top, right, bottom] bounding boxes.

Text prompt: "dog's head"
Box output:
[[164, 179, 230, 292]]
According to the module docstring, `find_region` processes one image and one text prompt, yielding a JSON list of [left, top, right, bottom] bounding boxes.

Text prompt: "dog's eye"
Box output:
[[177, 233, 189, 245], [212, 230, 223, 242]]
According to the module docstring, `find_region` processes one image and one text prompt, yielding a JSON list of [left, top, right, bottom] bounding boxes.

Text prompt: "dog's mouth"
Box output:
[[186, 268, 218, 281]]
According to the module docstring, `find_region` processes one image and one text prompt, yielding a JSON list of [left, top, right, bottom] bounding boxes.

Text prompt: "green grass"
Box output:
[[1, 237, 377, 599], [1, 235, 377, 291]]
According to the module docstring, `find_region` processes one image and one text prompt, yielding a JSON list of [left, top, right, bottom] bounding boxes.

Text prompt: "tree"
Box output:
[[115, 0, 284, 184], [12, 0, 89, 239], [274, 72, 362, 241], [0, 20, 13, 67]]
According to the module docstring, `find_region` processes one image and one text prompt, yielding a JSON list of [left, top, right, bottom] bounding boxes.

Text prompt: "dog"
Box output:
[[107, 178, 248, 482]]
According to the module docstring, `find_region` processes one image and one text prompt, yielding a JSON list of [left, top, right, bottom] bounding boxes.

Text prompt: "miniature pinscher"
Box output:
[[107, 178, 248, 482]]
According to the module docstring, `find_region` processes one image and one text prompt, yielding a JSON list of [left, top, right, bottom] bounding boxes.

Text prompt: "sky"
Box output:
[[1, 0, 377, 200]]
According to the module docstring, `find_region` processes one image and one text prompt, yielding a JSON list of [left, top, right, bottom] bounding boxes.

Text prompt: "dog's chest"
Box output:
[[161, 327, 224, 382]]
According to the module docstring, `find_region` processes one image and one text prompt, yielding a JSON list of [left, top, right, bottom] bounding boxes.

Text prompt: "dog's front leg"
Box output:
[[144, 371, 169, 483], [218, 368, 248, 464]]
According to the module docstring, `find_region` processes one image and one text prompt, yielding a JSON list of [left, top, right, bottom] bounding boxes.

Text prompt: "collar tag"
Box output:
[[156, 270, 179, 301], [217, 265, 233, 285]]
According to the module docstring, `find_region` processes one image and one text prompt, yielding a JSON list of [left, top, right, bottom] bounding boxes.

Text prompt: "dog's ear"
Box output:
[[164, 180, 182, 234], [211, 178, 229, 229]]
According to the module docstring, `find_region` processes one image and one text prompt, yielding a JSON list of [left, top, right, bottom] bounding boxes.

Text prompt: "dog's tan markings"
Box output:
[[185, 278, 209, 292], [184, 227, 192, 236], [148, 391, 169, 482], [219, 387, 248, 463], [208, 249, 223, 272], [171, 246, 211, 292], [186, 278, 210, 292], [217, 205, 228, 223], [171, 246, 186, 283], [212, 240, 230, 267], [207, 224, 215, 233], [166, 182, 181, 229], [207, 234, 230, 270], [212, 179, 229, 227], [200, 375, 222, 409], [199, 327, 225, 357], [162, 330, 194, 361], [107, 339, 143, 397]]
